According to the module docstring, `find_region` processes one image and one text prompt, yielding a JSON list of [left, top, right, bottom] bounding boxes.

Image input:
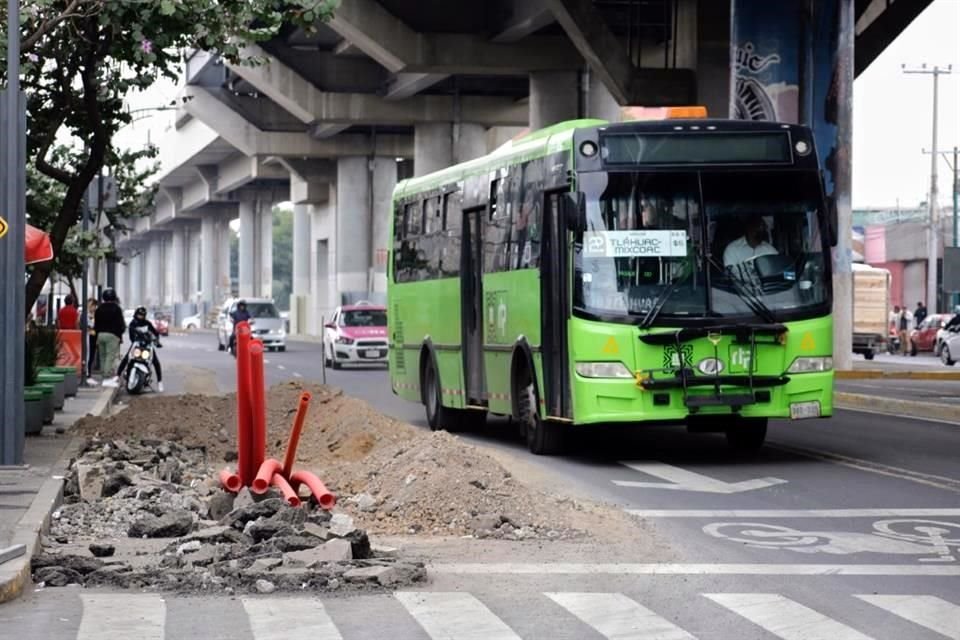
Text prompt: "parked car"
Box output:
[[941, 323, 960, 366], [180, 313, 202, 331], [323, 302, 388, 369], [909, 313, 950, 356], [217, 298, 286, 352], [150, 312, 170, 336]]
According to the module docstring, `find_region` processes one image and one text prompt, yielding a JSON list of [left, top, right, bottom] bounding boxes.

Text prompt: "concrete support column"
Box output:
[[587, 70, 621, 122], [292, 204, 311, 297], [170, 228, 186, 305], [238, 201, 255, 298], [258, 202, 273, 299], [129, 251, 143, 309], [455, 123, 488, 164], [147, 239, 163, 308], [215, 216, 231, 302], [114, 259, 128, 309], [414, 123, 453, 177], [201, 215, 218, 308], [188, 227, 202, 301], [371, 157, 398, 293], [529, 71, 579, 130]]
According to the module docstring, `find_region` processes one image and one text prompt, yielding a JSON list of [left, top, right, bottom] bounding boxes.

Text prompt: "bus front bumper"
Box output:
[[570, 371, 834, 425]]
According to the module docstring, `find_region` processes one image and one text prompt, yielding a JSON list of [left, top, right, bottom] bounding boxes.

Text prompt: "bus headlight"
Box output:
[[575, 362, 634, 378], [787, 357, 833, 373]]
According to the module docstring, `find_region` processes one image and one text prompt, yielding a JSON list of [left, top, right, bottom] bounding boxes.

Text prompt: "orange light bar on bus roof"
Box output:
[[621, 106, 708, 121]]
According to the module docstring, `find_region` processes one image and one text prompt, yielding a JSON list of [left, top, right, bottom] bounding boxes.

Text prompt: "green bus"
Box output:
[[388, 116, 835, 454]]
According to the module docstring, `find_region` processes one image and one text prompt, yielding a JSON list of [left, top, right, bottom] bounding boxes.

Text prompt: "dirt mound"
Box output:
[[75, 382, 606, 540]]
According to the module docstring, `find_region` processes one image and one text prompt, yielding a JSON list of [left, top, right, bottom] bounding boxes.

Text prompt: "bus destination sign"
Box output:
[[583, 230, 687, 259]]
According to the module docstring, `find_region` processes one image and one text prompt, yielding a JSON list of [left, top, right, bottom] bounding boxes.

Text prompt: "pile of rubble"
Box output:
[[33, 437, 425, 593]]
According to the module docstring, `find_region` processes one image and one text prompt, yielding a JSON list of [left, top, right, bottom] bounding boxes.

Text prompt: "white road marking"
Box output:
[[277, 365, 286, 370], [546, 592, 696, 639], [770, 443, 960, 493], [429, 563, 960, 576], [241, 598, 343, 639], [856, 595, 960, 639], [395, 592, 522, 640], [264, 359, 271, 364], [705, 593, 873, 640], [77, 594, 165, 640], [293, 372, 303, 378], [626, 508, 960, 518], [615, 461, 787, 494]]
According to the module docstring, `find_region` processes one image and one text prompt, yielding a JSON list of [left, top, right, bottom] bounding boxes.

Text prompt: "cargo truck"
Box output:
[[852, 263, 891, 360]]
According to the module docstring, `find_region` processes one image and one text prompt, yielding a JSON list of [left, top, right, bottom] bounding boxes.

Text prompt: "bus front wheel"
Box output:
[[518, 381, 563, 455], [725, 417, 768, 452]]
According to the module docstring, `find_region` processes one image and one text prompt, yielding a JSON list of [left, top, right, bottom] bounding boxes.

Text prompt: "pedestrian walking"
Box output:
[[914, 301, 928, 328], [93, 289, 125, 386], [85, 298, 100, 385], [897, 305, 913, 356]]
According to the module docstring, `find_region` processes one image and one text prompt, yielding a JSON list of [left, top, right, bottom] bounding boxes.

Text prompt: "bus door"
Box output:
[[461, 207, 486, 405], [541, 192, 571, 418]]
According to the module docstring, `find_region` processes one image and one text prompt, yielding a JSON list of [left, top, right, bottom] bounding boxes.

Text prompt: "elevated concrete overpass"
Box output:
[[114, 0, 934, 338]]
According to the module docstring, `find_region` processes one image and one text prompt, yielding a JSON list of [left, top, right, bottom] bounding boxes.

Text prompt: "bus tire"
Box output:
[[725, 417, 767, 452], [518, 380, 562, 455], [422, 357, 450, 431]]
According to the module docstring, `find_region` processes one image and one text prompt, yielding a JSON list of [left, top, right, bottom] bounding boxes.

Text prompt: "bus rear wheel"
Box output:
[[421, 358, 483, 433], [725, 417, 768, 452]]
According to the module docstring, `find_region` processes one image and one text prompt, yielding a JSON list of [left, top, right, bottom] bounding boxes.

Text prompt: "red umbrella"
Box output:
[[25, 224, 54, 265]]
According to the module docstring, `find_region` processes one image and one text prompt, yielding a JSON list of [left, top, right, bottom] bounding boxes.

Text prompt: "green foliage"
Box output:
[[272, 206, 293, 310], [0, 0, 339, 310], [27, 325, 62, 369]]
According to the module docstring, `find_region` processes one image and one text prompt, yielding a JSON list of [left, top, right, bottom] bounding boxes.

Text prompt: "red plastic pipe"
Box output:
[[249, 340, 267, 476], [282, 391, 312, 478], [218, 468, 242, 493], [290, 470, 337, 510], [252, 458, 283, 495], [271, 471, 301, 507], [235, 322, 254, 486]]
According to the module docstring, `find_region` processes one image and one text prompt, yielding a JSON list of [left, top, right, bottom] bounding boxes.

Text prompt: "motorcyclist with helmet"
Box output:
[[116, 306, 164, 392], [228, 299, 252, 353]]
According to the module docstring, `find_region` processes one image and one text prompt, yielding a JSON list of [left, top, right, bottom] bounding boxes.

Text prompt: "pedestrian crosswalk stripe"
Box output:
[[395, 591, 523, 640], [705, 593, 874, 640], [77, 593, 165, 640], [546, 592, 696, 639], [856, 595, 960, 639], [241, 597, 343, 640]]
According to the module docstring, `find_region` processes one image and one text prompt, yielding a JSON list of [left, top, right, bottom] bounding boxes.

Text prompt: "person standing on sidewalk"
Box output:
[[57, 295, 79, 330], [93, 289, 125, 386], [914, 301, 928, 328], [897, 305, 913, 356], [85, 298, 100, 385]]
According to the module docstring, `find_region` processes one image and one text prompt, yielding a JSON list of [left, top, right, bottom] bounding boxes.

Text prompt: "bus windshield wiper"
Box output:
[[640, 273, 689, 329], [707, 256, 778, 324]]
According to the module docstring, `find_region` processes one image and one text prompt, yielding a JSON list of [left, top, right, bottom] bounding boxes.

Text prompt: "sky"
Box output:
[[853, 0, 960, 208], [116, 0, 960, 210]]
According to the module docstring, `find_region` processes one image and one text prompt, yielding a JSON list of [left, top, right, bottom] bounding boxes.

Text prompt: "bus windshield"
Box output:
[[573, 170, 829, 323]]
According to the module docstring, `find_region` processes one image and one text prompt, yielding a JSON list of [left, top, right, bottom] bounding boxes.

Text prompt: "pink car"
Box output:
[[323, 303, 388, 369]]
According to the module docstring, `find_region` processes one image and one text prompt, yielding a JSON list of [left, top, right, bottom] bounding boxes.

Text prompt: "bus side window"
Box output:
[[441, 192, 461, 278], [485, 178, 512, 273], [422, 197, 442, 280]]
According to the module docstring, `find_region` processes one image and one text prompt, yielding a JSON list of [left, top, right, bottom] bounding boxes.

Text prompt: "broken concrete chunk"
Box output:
[[301, 523, 329, 541], [247, 518, 295, 543], [88, 543, 116, 558], [282, 539, 353, 568], [350, 493, 377, 512], [245, 557, 282, 574], [101, 472, 134, 498], [255, 579, 276, 594], [271, 535, 322, 553], [328, 513, 356, 537], [76, 463, 105, 502], [128, 510, 194, 538], [176, 540, 202, 555], [205, 491, 235, 521], [470, 513, 502, 533], [221, 498, 284, 529], [34, 566, 83, 587], [342, 563, 422, 587], [179, 525, 241, 545]]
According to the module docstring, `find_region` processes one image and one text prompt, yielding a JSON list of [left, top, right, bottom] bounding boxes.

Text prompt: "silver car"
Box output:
[[941, 316, 960, 366], [217, 298, 287, 352]]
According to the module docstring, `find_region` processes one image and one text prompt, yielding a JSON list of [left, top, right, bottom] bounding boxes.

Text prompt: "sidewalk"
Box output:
[[0, 385, 115, 603]]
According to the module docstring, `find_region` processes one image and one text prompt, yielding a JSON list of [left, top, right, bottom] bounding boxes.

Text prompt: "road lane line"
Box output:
[[293, 372, 303, 378], [277, 365, 286, 370], [624, 508, 960, 518], [546, 592, 696, 639], [705, 594, 873, 640], [395, 592, 521, 640], [241, 597, 343, 640], [429, 563, 960, 576], [856, 595, 960, 639], [78, 594, 165, 640], [770, 443, 960, 493]]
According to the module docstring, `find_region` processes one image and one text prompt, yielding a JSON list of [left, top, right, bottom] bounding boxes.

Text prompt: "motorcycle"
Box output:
[[122, 326, 161, 394], [887, 326, 901, 354]]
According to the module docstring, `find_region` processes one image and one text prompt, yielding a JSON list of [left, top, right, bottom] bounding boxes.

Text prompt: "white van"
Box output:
[[217, 297, 287, 352]]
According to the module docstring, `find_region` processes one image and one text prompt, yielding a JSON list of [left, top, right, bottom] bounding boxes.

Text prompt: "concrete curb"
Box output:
[[836, 369, 960, 380], [0, 385, 116, 603], [835, 391, 960, 424]]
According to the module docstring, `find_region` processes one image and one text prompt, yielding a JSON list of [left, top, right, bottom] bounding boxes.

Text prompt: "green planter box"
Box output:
[[24, 389, 44, 435], [40, 367, 78, 396], [28, 384, 56, 424], [35, 372, 65, 410]]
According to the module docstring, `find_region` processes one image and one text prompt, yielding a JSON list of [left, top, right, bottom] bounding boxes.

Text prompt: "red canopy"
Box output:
[[25, 224, 54, 265]]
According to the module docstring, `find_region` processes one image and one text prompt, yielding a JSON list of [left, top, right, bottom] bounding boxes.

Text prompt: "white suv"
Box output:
[[217, 298, 287, 353], [323, 303, 388, 368]]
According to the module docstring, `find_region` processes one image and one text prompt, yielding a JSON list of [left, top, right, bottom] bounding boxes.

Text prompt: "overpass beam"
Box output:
[[201, 212, 233, 310], [238, 197, 275, 300], [530, 71, 579, 130], [414, 123, 488, 177]]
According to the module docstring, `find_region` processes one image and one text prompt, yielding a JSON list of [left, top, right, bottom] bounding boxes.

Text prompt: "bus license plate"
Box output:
[[364, 349, 381, 358], [790, 401, 821, 420]]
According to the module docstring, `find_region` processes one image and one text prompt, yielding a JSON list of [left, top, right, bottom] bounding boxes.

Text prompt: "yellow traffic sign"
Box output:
[[0, 215, 8, 239]]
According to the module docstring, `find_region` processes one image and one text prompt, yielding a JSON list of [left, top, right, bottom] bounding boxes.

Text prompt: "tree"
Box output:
[[272, 205, 293, 310], [0, 0, 338, 313]]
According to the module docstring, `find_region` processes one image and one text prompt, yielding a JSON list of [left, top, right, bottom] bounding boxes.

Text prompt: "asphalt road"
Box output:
[[3, 331, 959, 639], [837, 377, 960, 403]]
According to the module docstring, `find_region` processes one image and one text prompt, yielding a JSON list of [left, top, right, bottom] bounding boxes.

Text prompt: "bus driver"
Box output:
[[723, 214, 778, 267]]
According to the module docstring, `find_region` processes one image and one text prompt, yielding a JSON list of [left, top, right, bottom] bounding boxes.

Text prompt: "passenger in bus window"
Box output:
[[723, 214, 779, 267]]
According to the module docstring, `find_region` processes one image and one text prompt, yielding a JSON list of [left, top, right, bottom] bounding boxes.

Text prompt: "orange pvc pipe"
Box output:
[[235, 322, 254, 486], [249, 340, 267, 476], [282, 391, 312, 478], [252, 458, 283, 495], [218, 468, 242, 493], [290, 470, 337, 510], [271, 471, 301, 507]]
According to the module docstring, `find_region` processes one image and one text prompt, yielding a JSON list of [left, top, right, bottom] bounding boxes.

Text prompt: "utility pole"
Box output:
[[904, 64, 952, 312], [923, 145, 959, 309]]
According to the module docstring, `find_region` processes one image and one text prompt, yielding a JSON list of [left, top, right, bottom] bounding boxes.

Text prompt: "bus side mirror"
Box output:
[[562, 192, 586, 233]]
